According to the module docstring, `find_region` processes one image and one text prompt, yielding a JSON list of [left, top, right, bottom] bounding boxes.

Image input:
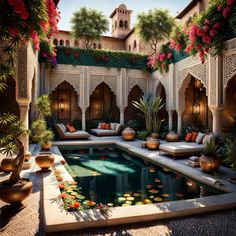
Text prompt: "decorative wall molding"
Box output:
[[224, 53, 236, 87], [128, 76, 146, 94], [224, 37, 236, 51]]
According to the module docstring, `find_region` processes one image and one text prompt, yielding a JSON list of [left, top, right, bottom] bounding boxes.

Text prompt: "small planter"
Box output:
[[1, 157, 31, 172], [166, 131, 179, 142], [0, 178, 32, 205], [41, 142, 52, 151], [35, 152, 54, 171], [199, 155, 220, 173], [122, 127, 136, 141], [146, 137, 160, 150]]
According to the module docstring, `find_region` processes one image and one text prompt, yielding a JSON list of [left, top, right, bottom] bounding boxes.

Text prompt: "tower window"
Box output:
[[66, 40, 70, 47], [119, 20, 123, 28], [128, 45, 131, 51], [53, 39, 58, 46], [59, 39, 64, 46], [115, 21, 117, 29], [124, 21, 128, 28], [98, 44, 102, 49], [93, 43, 97, 49], [74, 40, 79, 47], [133, 40, 137, 49]]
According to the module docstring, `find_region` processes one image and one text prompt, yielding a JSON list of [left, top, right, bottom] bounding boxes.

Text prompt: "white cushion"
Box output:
[[202, 133, 215, 145], [110, 123, 116, 130], [195, 132, 205, 144], [115, 123, 121, 132], [60, 123, 67, 132], [97, 122, 102, 129]]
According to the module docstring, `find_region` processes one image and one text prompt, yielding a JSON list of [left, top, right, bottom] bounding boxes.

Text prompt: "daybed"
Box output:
[[159, 142, 204, 158], [55, 124, 90, 140], [90, 122, 123, 136]]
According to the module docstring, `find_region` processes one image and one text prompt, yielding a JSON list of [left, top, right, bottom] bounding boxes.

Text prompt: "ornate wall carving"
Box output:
[[49, 73, 81, 95], [224, 53, 236, 87], [17, 46, 28, 98], [224, 38, 236, 51], [209, 56, 217, 106], [89, 75, 117, 96], [128, 76, 146, 94]]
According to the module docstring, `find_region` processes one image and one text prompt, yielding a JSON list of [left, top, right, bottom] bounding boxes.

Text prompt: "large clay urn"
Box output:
[[1, 157, 31, 172], [146, 137, 160, 150], [199, 155, 220, 173], [0, 179, 32, 204], [122, 127, 136, 141], [35, 152, 54, 171], [166, 131, 179, 142]]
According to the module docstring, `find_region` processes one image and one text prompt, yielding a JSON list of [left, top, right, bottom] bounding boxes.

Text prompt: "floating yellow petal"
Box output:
[[107, 203, 113, 207], [125, 201, 132, 204], [127, 197, 134, 201], [162, 193, 170, 197], [149, 195, 154, 199], [149, 189, 159, 194], [145, 184, 152, 189], [135, 201, 143, 205], [154, 197, 163, 202], [143, 199, 152, 204], [123, 193, 131, 197], [122, 203, 130, 206], [133, 192, 141, 197], [118, 197, 126, 201]]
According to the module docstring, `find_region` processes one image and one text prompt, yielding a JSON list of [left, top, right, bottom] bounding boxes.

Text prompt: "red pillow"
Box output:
[[66, 124, 76, 133], [185, 132, 192, 142], [105, 123, 111, 130], [191, 132, 198, 142], [100, 123, 106, 129]]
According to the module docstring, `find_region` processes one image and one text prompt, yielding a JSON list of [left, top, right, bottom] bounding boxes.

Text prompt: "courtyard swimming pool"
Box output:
[[58, 145, 223, 208]]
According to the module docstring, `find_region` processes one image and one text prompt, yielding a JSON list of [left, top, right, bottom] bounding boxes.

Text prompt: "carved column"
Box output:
[[18, 100, 31, 157], [81, 107, 88, 131], [119, 107, 125, 125], [167, 110, 174, 131], [177, 110, 184, 135], [209, 107, 223, 135]]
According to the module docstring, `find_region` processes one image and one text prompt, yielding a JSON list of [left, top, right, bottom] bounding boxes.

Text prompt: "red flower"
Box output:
[[8, 27, 19, 37], [217, 6, 222, 11], [223, 7, 231, 18], [19, 10, 29, 20], [202, 35, 211, 44], [59, 193, 67, 198], [70, 181, 77, 185], [212, 22, 221, 29], [227, 0, 234, 5], [196, 44, 203, 50], [199, 50, 205, 58], [204, 19, 210, 25], [197, 28, 204, 36], [7, 0, 15, 6], [209, 29, 217, 37], [58, 184, 64, 189], [69, 204, 74, 209], [57, 176, 63, 181], [203, 26, 209, 32], [167, 53, 172, 59], [60, 160, 65, 164], [159, 53, 166, 62], [73, 202, 80, 208], [205, 47, 209, 53]]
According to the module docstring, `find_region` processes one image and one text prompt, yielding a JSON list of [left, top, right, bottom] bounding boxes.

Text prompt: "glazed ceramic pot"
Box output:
[[35, 152, 54, 170], [122, 127, 136, 141], [1, 158, 31, 172], [146, 137, 160, 150], [166, 131, 179, 142], [0, 179, 32, 204], [199, 155, 220, 173]]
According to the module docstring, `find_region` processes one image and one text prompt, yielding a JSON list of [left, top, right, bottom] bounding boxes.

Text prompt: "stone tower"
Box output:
[[110, 4, 132, 38]]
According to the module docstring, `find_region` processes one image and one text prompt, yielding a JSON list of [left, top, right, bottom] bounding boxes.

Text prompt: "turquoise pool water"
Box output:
[[59, 145, 223, 207]]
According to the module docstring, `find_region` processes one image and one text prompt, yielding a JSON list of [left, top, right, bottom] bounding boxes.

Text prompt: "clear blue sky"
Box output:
[[57, 0, 191, 34]]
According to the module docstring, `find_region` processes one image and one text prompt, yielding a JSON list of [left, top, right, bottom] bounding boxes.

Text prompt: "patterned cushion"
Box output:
[[65, 124, 76, 133], [110, 123, 116, 130], [203, 133, 215, 145]]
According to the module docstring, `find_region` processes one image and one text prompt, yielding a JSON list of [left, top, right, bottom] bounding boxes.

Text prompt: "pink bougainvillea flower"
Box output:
[[209, 29, 217, 37], [223, 7, 231, 18], [161, 63, 165, 71], [203, 25, 209, 32], [227, 0, 234, 5], [19, 10, 29, 20], [205, 47, 209, 53], [212, 22, 221, 29], [159, 53, 166, 62], [217, 5, 222, 11], [202, 35, 212, 44], [59, 193, 67, 198], [197, 28, 204, 36], [167, 53, 172, 59], [204, 19, 210, 25], [196, 44, 203, 50], [8, 27, 19, 37], [13, 0, 26, 14]]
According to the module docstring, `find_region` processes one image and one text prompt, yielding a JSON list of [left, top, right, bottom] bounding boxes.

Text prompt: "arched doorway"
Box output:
[[50, 81, 81, 123], [124, 85, 143, 123], [87, 82, 119, 122], [155, 82, 168, 126], [182, 76, 210, 129], [0, 77, 19, 116], [222, 75, 236, 134]]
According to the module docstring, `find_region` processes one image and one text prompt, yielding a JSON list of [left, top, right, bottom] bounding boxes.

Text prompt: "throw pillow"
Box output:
[[66, 124, 76, 133], [100, 123, 106, 129], [203, 133, 215, 145], [191, 132, 198, 142], [60, 123, 67, 132], [195, 132, 205, 144], [105, 123, 111, 130], [184, 132, 192, 142], [97, 122, 102, 129], [110, 122, 116, 130], [115, 123, 122, 132]]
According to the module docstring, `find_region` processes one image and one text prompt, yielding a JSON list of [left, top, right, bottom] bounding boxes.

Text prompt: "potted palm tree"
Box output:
[[199, 139, 220, 173], [0, 113, 32, 205], [132, 94, 164, 150]]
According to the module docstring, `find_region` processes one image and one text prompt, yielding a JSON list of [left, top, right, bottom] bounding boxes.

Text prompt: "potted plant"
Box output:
[[224, 138, 236, 183], [199, 139, 220, 173], [0, 113, 32, 205], [39, 130, 54, 150]]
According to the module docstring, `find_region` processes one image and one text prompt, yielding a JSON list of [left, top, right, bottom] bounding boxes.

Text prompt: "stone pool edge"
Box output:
[[44, 141, 236, 233]]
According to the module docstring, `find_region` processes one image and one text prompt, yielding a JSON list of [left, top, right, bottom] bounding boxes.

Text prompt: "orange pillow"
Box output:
[[185, 132, 192, 142], [191, 132, 198, 142], [66, 124, 76, 133], [100, 123, 106, 129], [105, 123, 111, 130]]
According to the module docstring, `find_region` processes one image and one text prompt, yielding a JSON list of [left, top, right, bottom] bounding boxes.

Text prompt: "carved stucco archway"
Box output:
[[177, 63, 207, 111], [89, 75, 117, 97], [154, 79, 169, 111], [128, 76, 146, 95]]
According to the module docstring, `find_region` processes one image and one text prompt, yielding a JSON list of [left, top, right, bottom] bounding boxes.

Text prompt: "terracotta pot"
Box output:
[[146, 137, 160, 150], [1, 158, 31, 172], [122, 127, 136, 141], [24, 151, 31, 161], [0, 179, 32, 204], [35, 152, 54, 170], [199, 155, 220, 173], [41, 143, 52, 151], [166, 131, 179, 142]]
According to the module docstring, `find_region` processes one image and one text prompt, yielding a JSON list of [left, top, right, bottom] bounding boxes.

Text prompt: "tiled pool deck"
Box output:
[[1, 136, 236, 235]]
